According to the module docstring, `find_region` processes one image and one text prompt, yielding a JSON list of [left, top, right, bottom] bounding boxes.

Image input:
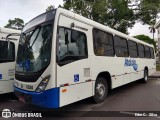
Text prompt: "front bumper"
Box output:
[[14, 86, 60, 108]]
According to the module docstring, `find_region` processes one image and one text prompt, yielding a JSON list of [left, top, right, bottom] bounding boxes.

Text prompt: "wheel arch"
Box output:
[[144, 66, 149, 74], [96, 71, 112, 90]]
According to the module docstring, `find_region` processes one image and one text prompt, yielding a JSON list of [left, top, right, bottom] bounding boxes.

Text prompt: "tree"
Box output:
[[149, 25, 156, 40], [129, 0, 160, 25], [130, 0, 159, 42], [5, 18, 24, 30], [63, 0, 135, 34], [134, 34, 156, 50], [62, 0, 160, 34], [129, 0, 159, 40], [148, 19, 156, 41], [105, 0, 135, 34]]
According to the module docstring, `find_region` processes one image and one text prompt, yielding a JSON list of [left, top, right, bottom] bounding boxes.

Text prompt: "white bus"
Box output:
[[14, 8, 156, 108], [0, 27, 20, 94]]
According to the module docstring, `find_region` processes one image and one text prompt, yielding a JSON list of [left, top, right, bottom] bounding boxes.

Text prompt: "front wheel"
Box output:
[[93, 77, 108, 103]]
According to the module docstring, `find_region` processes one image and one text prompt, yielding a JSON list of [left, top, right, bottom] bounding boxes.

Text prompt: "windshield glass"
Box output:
[[16, 23, 53, 73]]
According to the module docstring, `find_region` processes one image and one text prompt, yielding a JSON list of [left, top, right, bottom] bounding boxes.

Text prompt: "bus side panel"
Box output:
[[0, 63, 15, 94], [137, 58, 147, 80], [148, 59, 156, 75], [129, 58, 139, 82], [0, 80, 14, 94], [130, 57, 156, 82], [90, 56, 125, 89], [59, 82, 92, 107]]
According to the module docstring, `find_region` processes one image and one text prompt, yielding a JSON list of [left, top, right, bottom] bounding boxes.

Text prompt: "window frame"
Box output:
[[92, 28, 115, 56], [145, 45, 151, 59], [56, 26, 88, 66], [0, 41, 15, 63], [150, 47, 155, 59], [127, 40, 138, 58], [114, 35, 129, 57], [137, 43, 145, 58]]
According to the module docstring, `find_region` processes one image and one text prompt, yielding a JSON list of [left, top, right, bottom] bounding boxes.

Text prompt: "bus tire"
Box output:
[[93, 77, 108, 103], [142, 69, 148, 83]]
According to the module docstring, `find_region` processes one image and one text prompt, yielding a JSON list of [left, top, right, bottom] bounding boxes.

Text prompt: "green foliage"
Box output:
[[5, 18, 24, 30], [62, 0, 160, 34], [105, 0, 135, 34], [63, 0, 135, 34], [134, 0, 160, 25], [63, 0, 107, 20], [156, 64, 160, 71], [134, 34, 156, 50]]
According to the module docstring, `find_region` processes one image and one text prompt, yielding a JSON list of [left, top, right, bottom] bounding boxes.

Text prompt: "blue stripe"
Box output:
[[14, 86, 60, 108]]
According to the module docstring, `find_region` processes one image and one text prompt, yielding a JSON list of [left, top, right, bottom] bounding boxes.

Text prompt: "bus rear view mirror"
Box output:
[[6, 33, 20, 51]]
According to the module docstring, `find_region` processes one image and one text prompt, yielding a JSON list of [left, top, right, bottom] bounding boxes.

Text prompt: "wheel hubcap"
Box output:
[[96, 82, 105, 98]]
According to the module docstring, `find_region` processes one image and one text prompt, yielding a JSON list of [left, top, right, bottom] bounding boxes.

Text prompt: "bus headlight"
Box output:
[[35, 75, 51, 92]]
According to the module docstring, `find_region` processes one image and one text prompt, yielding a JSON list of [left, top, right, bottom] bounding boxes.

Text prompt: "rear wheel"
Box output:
[[93, 77, 108, 103], [142, 69, 148, 83]]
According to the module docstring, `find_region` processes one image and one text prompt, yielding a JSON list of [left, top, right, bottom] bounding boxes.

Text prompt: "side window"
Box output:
[[145, 46, 151, 58], [128, 40, 138, 58], [138, 44, 145, 58], [93, 28, 114, 56], [114, 36, 128, 57], [150, 47, 155, 59], [0, 41, 15, 63], [57, 27, 88, 65]]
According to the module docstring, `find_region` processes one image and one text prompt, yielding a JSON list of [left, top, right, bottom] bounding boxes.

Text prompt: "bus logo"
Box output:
[[124, 58, 138, 71], [74, 74, 79, 82]]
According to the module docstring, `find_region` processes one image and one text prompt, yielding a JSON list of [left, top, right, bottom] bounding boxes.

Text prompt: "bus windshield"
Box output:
[[16, 23, 53, 73]]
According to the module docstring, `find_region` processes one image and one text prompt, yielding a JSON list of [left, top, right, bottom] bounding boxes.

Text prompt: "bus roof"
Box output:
[[0, 27, 21, 34], [0, 27, 21, 42]]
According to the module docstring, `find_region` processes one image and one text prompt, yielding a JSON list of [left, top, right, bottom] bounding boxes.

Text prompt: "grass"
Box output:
[[156, 64, 160, 71]]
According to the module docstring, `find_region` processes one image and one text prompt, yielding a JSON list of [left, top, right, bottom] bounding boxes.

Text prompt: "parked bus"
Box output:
[[14, 8, 156, 108], [0, 27, 20, 94]]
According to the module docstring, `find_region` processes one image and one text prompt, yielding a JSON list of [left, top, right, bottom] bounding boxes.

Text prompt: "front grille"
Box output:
[[15, 73, 39, 82]]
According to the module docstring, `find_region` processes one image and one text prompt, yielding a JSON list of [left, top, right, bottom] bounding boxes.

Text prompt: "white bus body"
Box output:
[[14, 8, 156, 108], [0, 27, 20, 94]]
